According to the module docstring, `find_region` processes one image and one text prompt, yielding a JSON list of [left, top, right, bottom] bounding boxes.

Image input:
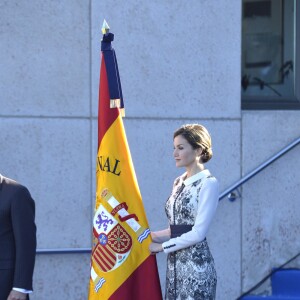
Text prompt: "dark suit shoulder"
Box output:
[[1, 176, 34, 209], [0, 176, 36, 291], [2, 176, 31, 195]]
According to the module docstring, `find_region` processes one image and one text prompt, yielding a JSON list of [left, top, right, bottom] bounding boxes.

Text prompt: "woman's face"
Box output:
[[173, 135, 200, 168]]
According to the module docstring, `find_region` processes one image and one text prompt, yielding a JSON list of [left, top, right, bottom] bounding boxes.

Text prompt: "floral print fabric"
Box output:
[[164, 174, 217, 300]]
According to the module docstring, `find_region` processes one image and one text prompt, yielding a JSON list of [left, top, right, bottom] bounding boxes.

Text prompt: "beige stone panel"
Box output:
[[91, 0, 241, 119], [242, 111, 300, 293], [0, 1, 90, 117], [0, 118, 92, 249], [31, 253, 90, 300]]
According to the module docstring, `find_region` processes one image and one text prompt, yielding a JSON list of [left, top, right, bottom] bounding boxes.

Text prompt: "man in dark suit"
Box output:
[[0, 174, 36, 300]]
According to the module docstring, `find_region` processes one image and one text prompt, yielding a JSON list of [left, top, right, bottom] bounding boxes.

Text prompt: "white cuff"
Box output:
[[13, 288, 32, 294]]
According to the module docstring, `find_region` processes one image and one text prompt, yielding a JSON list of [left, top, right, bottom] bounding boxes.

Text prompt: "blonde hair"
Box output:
[[174, 124, 213, 163]]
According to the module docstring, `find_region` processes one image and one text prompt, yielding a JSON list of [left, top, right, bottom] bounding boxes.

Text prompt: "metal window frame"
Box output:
[[242, 0, 300, 110]]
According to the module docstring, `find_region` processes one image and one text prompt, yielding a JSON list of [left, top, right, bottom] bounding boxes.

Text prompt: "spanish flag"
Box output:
[[88, 21, 162, 300]]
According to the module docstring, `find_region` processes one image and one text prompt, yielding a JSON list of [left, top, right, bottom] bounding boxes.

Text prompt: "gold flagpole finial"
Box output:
[[102, 19, 110, 35]]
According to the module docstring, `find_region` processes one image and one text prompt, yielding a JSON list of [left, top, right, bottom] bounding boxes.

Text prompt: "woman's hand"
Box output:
[[149, 242, 163, 255]]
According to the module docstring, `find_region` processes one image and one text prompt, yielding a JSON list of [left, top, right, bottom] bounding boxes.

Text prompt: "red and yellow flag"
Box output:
[[88, 22, 162, 300]]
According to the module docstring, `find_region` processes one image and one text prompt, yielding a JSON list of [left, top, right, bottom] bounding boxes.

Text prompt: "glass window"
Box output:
[[241, 0, 300, 109]]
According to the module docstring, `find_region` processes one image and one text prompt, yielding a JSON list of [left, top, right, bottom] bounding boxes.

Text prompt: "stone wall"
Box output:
[[1, 1, 299, 299]]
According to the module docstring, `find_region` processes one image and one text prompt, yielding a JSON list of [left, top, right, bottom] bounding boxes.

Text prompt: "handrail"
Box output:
[[36, 136, 300, 255], [236, 250, 300, 299], [37, 248, 91, 254], [219, 136, 300, 201]]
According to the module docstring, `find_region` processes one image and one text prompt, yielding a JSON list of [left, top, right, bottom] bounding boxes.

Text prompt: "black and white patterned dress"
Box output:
[[162, 169, 219, 300]]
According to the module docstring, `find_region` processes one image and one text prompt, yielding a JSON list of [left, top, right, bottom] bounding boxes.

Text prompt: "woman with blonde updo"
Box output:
[[149, 124, 219, 300]]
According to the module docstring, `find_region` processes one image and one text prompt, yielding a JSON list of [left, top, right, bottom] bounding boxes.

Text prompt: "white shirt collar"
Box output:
[[183, 169, 211, 186]]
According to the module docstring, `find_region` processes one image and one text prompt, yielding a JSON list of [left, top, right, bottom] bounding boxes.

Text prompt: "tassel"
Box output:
[[120, 108, 125, 117]]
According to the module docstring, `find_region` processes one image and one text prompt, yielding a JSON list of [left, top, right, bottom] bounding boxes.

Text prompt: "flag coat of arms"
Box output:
[[88, 21, 162, 300]]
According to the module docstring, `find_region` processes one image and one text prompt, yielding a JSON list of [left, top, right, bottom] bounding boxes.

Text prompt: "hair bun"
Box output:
[[202, 148, 213, 163]]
